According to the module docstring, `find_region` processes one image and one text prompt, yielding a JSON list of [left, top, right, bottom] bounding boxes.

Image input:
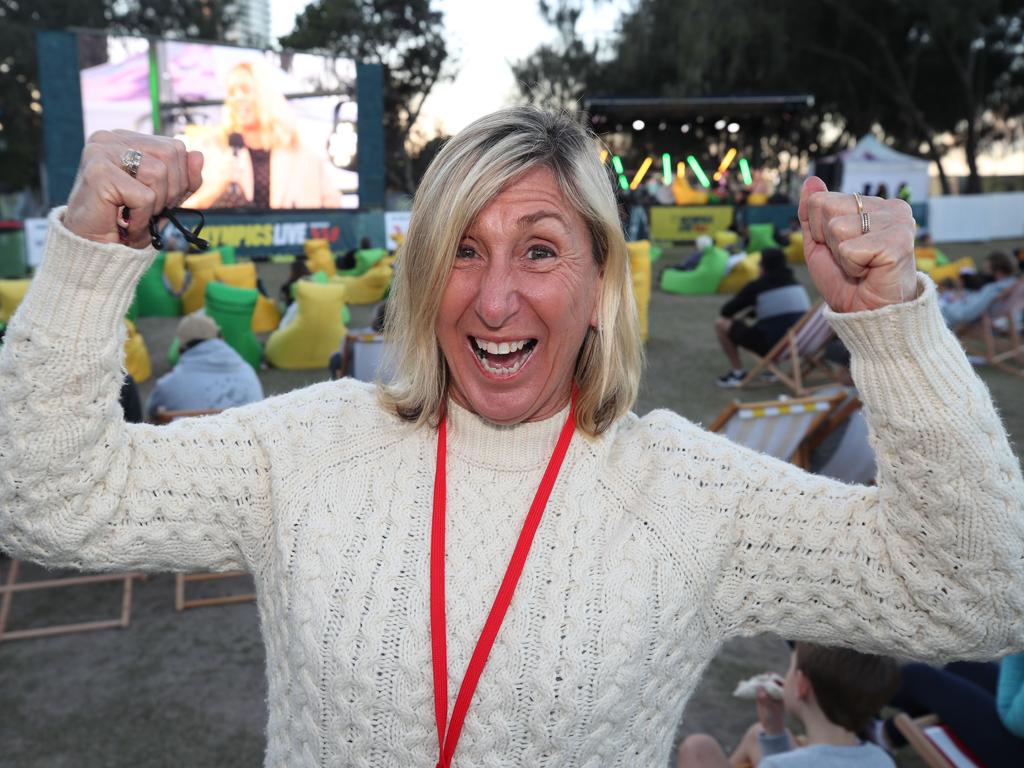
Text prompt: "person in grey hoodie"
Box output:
[[146, 311, 263, 420]]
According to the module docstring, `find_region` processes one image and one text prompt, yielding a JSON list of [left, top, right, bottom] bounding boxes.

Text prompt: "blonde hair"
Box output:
[[381, 107, 642, 436], [223, 61, 299, 150]]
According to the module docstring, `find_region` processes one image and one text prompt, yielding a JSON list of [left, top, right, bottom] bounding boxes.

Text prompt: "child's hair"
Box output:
[[793, 642, 901, 734]]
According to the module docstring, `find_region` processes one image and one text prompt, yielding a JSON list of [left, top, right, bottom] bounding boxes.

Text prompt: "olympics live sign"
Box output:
[[650, 206, 735, 242]]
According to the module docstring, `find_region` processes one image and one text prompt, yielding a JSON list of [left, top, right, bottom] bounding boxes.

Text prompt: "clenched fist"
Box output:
[[64, 130, 204, 249], [799, 177, 918, 312]]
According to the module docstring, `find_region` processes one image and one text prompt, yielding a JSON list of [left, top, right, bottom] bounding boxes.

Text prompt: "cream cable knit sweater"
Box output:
[[1, 210, 1023, 767]]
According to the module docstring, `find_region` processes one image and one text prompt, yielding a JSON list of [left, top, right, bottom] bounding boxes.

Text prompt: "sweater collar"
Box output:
[[445, 399, 573, 472]]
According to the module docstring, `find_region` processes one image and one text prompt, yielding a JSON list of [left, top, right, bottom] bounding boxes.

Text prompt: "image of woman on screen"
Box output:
[[182, 60, 342, 209]]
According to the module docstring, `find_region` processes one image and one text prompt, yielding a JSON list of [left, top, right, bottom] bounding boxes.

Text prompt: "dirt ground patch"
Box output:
[[3, 238, 1019, 767]]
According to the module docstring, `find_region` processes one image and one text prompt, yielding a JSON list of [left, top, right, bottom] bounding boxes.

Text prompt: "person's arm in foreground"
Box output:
[[702, 179, 1024, 661], [0, 131, 273, 574], [997, 654, 1024, 737]]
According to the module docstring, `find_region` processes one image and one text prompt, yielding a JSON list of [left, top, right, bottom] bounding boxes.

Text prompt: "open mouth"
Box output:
[[471, 336, 538, 377]]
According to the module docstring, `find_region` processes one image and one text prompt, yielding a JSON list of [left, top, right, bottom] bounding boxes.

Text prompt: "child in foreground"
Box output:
[[678, 643, 900, 767]]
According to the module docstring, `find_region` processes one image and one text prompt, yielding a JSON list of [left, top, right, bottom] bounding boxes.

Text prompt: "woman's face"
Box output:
[[226, 67, 258, 129], [436, 166, 603, 425]]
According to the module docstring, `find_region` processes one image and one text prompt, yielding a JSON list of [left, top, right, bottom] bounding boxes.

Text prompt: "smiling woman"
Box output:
[[1, 107, 1023, 768]]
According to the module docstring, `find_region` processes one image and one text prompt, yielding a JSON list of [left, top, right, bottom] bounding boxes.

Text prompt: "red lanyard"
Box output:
[[430, 397, 577, 768]]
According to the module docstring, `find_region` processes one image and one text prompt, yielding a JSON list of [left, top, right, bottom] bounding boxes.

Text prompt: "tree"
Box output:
[[513, 1, 602, 112], [549, 0, 1024, 193], [0, 0, 238, 192], [281, 0, 451, 195]]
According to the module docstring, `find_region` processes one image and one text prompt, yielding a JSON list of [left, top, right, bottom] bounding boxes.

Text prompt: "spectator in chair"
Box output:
[[678, 643, 900, 768], [714, 248, 811, 387], [940, 251, 1019, 328], [145, 312, 263, 420], [2, 107, 1023, 766]]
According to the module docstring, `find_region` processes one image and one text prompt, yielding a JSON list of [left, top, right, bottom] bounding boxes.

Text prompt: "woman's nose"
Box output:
[[474, 258, 520, 329]]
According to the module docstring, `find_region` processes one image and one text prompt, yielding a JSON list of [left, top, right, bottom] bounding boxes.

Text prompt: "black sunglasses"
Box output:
[[149, 207, 210, 251]]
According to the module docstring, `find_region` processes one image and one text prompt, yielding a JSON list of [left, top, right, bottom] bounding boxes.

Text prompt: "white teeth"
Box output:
[[473, 337, 529, 354], [479, 349, 531, 377]]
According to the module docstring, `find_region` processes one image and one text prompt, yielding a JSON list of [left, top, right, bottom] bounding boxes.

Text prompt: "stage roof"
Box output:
[[584, 94, 816, 126]]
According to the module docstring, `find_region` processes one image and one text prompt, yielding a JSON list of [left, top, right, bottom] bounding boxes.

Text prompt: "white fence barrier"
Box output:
[[927, 193, 1024, 243]]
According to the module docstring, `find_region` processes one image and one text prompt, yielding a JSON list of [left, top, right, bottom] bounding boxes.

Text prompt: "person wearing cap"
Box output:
[[714, 247, 812, 387], [145, 311, 263, 420]]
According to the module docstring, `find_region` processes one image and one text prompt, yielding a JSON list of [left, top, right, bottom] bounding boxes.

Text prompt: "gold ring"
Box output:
[[853, 192, 864, 217], [120, 149, 142, 178], [861, 211, 871, 235]]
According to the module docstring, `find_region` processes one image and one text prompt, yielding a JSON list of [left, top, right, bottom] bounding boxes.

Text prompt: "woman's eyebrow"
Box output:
[[516, 210, 570, 230]]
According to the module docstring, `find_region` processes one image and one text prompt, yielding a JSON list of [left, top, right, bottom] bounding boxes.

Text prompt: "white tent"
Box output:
[[816, 135, 931, 202]]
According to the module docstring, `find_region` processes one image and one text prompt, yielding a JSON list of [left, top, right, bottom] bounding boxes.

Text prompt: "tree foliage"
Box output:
[[0, 0, 238, 191], [524, 0, 1024, 192], [281, 0, 451, 194]]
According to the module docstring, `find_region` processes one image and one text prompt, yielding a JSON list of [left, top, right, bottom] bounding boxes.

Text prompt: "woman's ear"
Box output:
[[796, 669, 813, 701]]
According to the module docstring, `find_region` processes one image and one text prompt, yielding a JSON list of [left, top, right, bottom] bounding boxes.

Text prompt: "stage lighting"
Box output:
[[727, 122, 740, 134], [599, 149, 609, 164], [681, 124, 690, 133], [714, 119, 726, 130], [739, 158, 753, 185], [662, 153, 673, 184], [686, 155, 711, 188], [632, 119, 645, 131], [611, 155, 625, 174], [629, 156, 653, 190], [713, 147, 737, 181]]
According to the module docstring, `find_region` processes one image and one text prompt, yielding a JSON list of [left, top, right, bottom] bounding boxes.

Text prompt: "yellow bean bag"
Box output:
[[331, 262, 393, 305], [305, 239, 336, 278], [785, 232, 805, 264], [164, 251, 188, 295], [0, 278, 31, 323], [747, 193, 769, 206], [718, 252, 762, 294], [124, 319, 152, 383], [713, 230, 739, 249], [181, 252, 223, 315], [626, 241, 651, 342], [213, 262, 281, 333], [929, 257, 975, 285], [265, 280, 347, 369], [672, 175, 709, 205]]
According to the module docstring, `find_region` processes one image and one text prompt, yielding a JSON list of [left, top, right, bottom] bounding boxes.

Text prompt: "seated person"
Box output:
[[120, 373, 143, 423], [940, 251, 1019, 328], [330, 299, 389, 380], [337, 236, 373, 272], [146, 312, 264, 420], [876, 654, 1024, 767], [674, 235, 715, 272], [677, 642, 900, 768], [279, 256, 310, 308], [714, 248, 810, 387]]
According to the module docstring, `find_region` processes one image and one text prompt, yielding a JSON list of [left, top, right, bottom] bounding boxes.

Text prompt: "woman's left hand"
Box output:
[[799, 176, 918, 312]]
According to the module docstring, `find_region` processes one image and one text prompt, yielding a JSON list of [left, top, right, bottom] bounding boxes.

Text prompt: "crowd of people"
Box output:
[[1, 106, 1022, 768]]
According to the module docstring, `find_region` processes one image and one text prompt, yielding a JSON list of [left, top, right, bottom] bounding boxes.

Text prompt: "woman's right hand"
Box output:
[[64, 130, 204, 249]]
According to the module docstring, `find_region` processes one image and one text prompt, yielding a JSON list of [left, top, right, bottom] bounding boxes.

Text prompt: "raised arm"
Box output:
[[698, 179, 1024, 660], [0, 132, 273, 575]]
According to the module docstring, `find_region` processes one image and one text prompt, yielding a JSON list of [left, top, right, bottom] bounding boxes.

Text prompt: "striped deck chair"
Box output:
[[708, 393, 845, 469], [0, 556, 143, 642], [956, 277, 1024, 378], [347, 331, 395, 382], [151, 407, 256, 611], [893, 713, 982, 768], [739, 301, 837, 395], [803, 395, 876, 485]]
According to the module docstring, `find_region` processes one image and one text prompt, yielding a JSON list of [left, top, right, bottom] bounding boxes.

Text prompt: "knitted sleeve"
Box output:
[[997, 653, 1024, 738], [706, 277, 1024, 661], [0, 209, 273, 574]]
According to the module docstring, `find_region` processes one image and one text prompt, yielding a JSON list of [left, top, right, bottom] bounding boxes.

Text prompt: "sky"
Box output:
[[271, 0, 629, 138]]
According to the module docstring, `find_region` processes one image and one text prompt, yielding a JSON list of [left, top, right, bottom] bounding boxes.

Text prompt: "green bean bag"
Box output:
[[204, 281, 262, 370], [747, 223, 780, 252], [213, 245, 236, 265], [135, 252, 182, 317], [660, 247, 729, 295]]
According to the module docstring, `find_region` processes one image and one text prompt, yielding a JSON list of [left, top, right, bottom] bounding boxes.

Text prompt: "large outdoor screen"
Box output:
[[79, 35, 359, 210]]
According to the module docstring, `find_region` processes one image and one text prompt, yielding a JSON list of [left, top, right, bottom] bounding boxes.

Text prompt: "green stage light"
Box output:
[[686, 155, 711, 188], [618, 174, 630, 190], [662, 153, 673, 184], [739, 158, 753, 186], [611, 155, 625, 175]]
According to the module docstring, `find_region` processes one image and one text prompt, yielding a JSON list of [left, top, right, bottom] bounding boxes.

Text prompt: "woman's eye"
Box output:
[[528, 245, 555, 260], [456, 246, 476, 260]]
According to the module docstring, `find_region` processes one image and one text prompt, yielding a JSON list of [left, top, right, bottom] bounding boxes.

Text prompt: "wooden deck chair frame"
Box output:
[[956, 277, 1024, 378], [151, 407, 256, 611], [708, 393, 844, 469], [0, 557, 142, 642], [739, 301, 838, 396], [893, 713, 982, 768]]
